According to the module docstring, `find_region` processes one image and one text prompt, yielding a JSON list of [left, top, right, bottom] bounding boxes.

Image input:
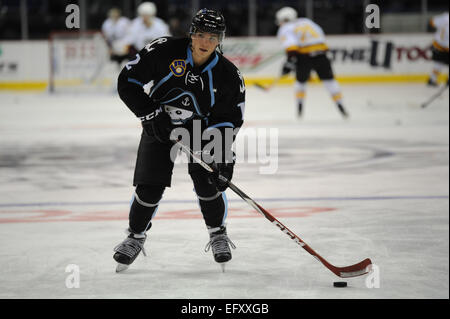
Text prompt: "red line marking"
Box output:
[[0, 206, 335, 224]]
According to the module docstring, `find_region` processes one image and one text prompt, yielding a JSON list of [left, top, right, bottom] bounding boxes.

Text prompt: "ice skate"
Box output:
[[113, 230, 147, 272], [427, 78, 438, 87], [297, 102, 303, 118], [337, 103, 349, 118], [204, 226, 236, 272]]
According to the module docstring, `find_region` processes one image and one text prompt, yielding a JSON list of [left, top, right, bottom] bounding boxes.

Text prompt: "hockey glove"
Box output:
[[140, 107, 173, 143], [281, 56, 297, 76], [211, 161, 234, 192], [203, 126, 237, 192]]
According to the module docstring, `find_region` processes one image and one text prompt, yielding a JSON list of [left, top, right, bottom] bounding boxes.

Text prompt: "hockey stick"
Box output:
[[254, 74, 288, 91], [173, 139, 373, 278], [422, 82, 449, 108]]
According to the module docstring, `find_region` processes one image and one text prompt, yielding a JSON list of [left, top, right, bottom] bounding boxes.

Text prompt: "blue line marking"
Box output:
[[0, 196, 447, 208]]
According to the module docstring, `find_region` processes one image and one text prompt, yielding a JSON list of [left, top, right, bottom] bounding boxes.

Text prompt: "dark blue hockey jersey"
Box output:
[[117, 37, 245, 132]]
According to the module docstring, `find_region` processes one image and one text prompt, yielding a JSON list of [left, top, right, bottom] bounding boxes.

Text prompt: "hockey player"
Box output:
[[427, 12, 449, 87], [101, 8, 131, 64], [123, 2, 171, 55], [113, 9, 245, 272], [275, 7, 348, 118]]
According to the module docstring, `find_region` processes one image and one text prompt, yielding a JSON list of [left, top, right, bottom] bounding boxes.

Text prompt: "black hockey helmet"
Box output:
[[190, 8, 226, 42]]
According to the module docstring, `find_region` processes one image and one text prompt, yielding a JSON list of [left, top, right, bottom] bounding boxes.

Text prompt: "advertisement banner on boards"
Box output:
[[222, 33, 439, 81]]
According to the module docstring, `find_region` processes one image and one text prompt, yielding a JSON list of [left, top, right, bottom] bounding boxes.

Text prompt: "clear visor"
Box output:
[[190, 26, 225, 43]]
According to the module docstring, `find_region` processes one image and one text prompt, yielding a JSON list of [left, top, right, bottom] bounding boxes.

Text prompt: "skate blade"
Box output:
[[116, 263, 129, 273], [220, 262, 227, 273]]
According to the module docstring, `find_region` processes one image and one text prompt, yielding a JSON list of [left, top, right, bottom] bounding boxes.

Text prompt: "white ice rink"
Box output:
[[0, 83, 448, 299]]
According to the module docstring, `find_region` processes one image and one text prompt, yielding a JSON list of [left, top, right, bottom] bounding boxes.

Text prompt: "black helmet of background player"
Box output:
[[190, 8, 226, 53]]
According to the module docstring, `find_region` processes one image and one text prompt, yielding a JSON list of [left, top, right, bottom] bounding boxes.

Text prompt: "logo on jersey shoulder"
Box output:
[[169, 60, 186, 77], [144, 37, 168, 52]]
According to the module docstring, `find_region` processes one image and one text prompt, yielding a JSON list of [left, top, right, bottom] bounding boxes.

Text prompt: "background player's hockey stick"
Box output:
[[254, 74, 288, 91], [173, 139, 373, 278], [421, 82, 449, 108]]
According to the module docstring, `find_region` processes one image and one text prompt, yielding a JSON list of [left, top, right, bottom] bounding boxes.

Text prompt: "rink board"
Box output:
[[0, 33, 448, 91]]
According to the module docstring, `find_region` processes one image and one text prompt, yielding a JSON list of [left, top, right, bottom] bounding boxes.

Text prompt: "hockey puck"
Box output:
[[333, 281, 347, 288]]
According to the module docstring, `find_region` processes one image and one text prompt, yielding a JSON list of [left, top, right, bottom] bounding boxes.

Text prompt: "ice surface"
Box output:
[[0, 83, 448, 298]]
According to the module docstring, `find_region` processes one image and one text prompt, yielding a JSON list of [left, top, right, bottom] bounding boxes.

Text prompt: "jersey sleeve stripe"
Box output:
[[206, 122, 235, 130], [127, 78, 144, 87], [149, 72, 173, 98]]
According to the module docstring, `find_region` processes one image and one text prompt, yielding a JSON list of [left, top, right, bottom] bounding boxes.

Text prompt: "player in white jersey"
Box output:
[[275, 7, 348, 118], [427, 12, 449, 87], [124, 2, 171, 55], [101, 8, 131, 64]]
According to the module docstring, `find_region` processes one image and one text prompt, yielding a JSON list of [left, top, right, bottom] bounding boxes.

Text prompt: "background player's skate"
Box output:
[[421, 80, 449, 108]]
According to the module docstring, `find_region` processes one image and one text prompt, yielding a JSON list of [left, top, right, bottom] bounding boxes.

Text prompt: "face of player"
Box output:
[[109, 9, 120, 21], [141, 15, 154, 26], [191, 31, 220, 65]]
